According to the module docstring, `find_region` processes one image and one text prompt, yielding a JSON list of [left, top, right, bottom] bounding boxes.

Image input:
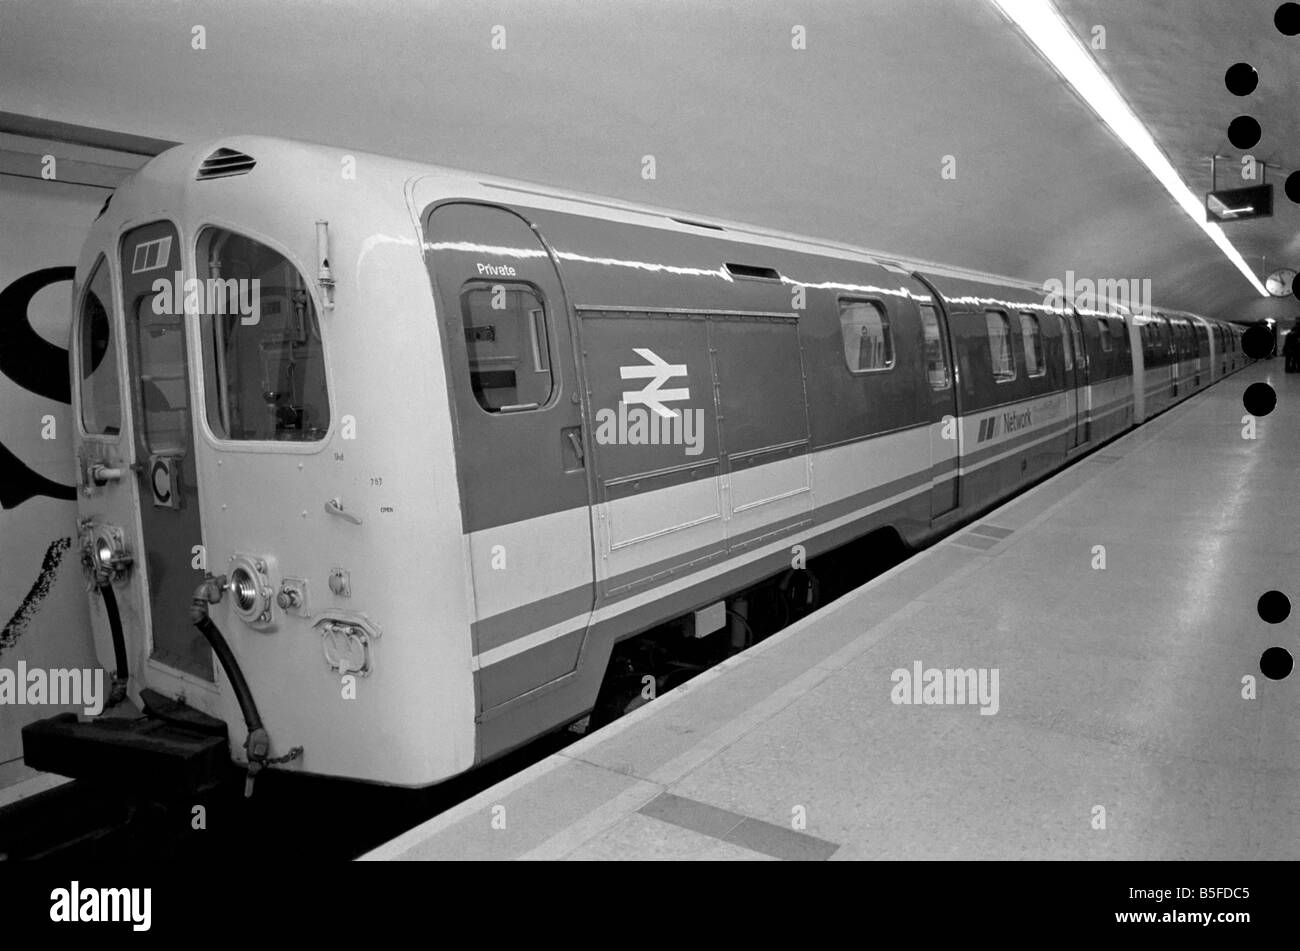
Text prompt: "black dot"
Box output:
[[1260, 646, 1293, 680], [1228, 116, 1262, 149], [1287, 171, 1300, 204], [1225, 62, 1258, 95], [1243, 324, 1275, 358], [1277, 2, 1300, 35], [1257, 590, 1291, 624], [1243, 382, 1276, 417]]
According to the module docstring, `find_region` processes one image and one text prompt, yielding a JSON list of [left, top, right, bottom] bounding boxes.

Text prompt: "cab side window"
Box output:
[[460, 283, 554, 412]]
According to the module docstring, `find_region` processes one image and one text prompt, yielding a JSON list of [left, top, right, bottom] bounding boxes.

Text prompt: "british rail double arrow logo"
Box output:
[[620, 348, 690, 418]]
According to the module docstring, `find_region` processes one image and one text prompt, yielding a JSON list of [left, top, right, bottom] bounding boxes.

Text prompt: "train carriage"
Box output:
[[36, 135, 1250, 789]]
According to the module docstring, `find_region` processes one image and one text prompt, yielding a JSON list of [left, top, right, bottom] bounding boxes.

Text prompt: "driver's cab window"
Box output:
[[460, 282, 554, 413], [196, 228, 330, 441]]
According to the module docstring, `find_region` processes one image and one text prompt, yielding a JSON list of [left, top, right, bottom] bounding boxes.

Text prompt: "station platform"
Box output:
[[367, 361, 1299, 861]]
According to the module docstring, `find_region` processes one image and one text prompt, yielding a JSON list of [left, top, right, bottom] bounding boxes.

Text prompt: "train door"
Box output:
[[1163, 316, 1179, 397], [903, 274, 959, 519], [917, 299, 958, 517], [1067, 312, 1089, 445], [424, 202, 595, 695], [1058, 315, 1082, 450], [1194, 324, 1207, 386], [119, 222, 213, 680]]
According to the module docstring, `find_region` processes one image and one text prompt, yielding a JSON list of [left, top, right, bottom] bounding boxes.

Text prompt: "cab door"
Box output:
[[76, 223, 212, 685], [75, 252, 147, 685], [425, 202, 594, 708]]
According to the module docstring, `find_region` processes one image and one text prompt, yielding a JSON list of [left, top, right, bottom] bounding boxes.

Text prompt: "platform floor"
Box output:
[[368, 362, 1299, 861]]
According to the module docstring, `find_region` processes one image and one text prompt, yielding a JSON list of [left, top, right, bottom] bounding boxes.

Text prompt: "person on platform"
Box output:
[[1284, 325, 1300, 373]]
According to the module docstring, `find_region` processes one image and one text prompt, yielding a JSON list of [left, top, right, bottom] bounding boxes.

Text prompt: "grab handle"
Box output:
[[324, 497, 363, 525]]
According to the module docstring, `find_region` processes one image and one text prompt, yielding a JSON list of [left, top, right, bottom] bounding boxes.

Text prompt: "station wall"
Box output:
[[1, 165, 115, 766]]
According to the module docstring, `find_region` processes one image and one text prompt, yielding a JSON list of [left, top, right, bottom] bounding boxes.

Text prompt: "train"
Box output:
[[38, 135, 1250, 789]]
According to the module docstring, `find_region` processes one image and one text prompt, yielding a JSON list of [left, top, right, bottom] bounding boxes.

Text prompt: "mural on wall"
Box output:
[[0, 176, 104, 765]]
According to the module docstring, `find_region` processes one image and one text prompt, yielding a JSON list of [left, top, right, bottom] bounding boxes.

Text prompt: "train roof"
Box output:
[[103, 134, 1233, 328]]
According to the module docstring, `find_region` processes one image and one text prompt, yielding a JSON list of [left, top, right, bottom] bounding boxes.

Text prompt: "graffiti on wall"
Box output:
[[0, 266, 79, 659]]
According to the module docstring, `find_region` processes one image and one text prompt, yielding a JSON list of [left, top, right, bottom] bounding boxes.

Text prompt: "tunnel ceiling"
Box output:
[[1, 0, 1295, 319], [1056, 0, 1300, 318]]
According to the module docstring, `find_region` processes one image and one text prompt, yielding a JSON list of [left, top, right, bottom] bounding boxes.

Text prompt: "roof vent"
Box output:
[[724, 262, 782, 282], [670, 216, 724, 231], [197, 147, 256, 180]]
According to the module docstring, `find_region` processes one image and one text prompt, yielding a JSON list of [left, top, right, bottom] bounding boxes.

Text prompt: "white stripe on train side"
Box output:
[[469, 381, 1135, 671]]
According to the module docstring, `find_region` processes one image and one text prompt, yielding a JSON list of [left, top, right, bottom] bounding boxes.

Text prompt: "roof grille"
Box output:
[[197, 147, 256, 180]]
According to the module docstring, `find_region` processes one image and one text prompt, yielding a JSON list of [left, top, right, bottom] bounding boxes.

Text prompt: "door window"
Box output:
[[1070, 318, 1086, 371], [1019, 313, 1046, 378], [460, 283, 554, 412], [919, 304, 951, 390], [133, 298, 189, 454]]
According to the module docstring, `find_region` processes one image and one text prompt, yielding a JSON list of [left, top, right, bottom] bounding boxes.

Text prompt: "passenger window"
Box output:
[[918, 304, 951, 390], [78, 256, 121, 436], [985, 310, 1015, 382], [1098, 318, 1113, 352], [1059, 316, 1074, 371], [197, 228, 331, 441], [1019, 313, 1045, 378], [839, 299, 894, 372], [460, 283, 554, 412]]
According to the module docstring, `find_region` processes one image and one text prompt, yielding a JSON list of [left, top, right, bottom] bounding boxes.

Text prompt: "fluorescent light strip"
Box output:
[[990, 0, 1269, 297]]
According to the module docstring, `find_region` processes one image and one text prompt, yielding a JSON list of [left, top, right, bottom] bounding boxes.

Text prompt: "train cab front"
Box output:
[[23, 138, 484, 798], [21, 206, 246, 797]]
